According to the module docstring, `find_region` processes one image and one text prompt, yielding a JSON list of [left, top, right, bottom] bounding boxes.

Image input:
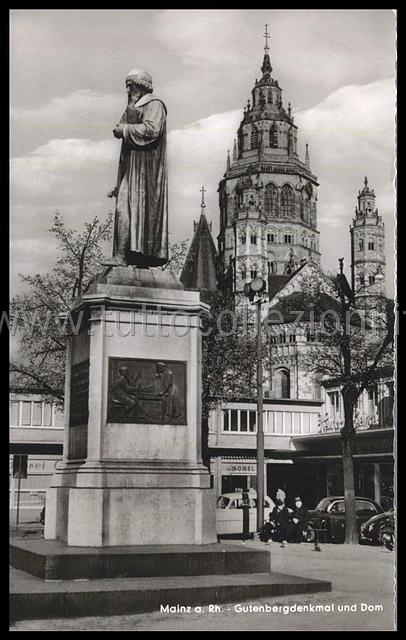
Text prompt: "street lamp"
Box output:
[[244, 277, 267, 533]]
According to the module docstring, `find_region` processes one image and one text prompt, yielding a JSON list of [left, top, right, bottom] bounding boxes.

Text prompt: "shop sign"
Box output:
[[223, 462, 257, 475]]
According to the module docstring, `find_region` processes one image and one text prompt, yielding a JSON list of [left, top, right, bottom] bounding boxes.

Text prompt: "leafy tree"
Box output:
[[200, 290, 265, 468]]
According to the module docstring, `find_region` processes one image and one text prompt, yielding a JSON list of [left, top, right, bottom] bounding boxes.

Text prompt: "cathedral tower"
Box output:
[[350, 177, 386, 300], [218, 26, 321, 295]]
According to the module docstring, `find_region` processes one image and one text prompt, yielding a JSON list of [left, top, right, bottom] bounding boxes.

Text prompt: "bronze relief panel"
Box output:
[[107, 358, 187, 425]]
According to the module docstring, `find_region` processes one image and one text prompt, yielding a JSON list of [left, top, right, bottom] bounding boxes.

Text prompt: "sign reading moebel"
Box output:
[[223, 463, 257, 475]]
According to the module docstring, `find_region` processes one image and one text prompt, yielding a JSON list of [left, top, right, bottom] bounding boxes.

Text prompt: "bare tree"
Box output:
[[10, 212, 113, 403], [272, 266, 394, 543], [10, 212, 190, 405]]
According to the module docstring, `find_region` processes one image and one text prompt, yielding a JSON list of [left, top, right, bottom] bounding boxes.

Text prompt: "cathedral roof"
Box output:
[[180, 208, 218, 300]]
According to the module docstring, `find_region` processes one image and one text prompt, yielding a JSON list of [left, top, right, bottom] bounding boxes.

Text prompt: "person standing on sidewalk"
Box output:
[[268, 489, 290, 548], [290, 496, 308, 543]]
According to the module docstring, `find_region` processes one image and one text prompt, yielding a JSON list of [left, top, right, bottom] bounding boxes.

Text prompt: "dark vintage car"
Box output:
[[360, 510, 395, 549], [305, 496, 383, 543]]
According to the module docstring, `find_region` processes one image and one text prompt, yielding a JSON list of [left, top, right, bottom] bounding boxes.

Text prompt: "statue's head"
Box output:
[[156, 361, 166, 373], [125, 69, 153, 102]]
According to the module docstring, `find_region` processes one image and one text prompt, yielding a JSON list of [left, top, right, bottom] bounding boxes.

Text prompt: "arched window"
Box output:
[[300, 189, 309, 222], [241, 268, 246, 279], [250, 269, 258, 279], [250, 233, 257, 244], [264, 183, 278, 216], [250, 128, 258, 150], [267, 90, 273, 104], [269, 124, 278, 148], [369, 275, 375, 285], [359, 274, 365, 285], [267, 233, 275, 243], [359, 239, 364, 251], [269, 261, 277, 273], [274, 369, 290, 399], [313, 375, 322, 400], [281, 185, 294, 217], [368, 241, 375, 250], [241, 233, 246, 245], [284, 234, 292, 244]]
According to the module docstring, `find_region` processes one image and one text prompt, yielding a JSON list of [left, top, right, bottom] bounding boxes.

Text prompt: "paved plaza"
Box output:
[[10, 540, 396, 631]]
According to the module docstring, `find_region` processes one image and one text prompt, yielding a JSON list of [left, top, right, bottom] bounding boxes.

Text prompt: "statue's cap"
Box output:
[[126, 69, 153, 92]]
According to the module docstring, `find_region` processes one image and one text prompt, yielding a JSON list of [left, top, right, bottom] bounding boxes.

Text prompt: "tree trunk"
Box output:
[[341, 395, 359, 544]]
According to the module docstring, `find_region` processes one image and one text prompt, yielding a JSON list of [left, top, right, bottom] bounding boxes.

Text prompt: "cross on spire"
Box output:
[[264, 24, 270, 52], [200, 186, 206, 208]]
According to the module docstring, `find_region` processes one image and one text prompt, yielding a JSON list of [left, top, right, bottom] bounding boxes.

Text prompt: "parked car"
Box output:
[[305, 496, 383, 543], [360, 509, 395, 549], [216, 491, 275, 537]]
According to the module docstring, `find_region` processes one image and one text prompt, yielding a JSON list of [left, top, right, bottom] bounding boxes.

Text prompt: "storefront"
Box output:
[[210, 456, 294, 502]]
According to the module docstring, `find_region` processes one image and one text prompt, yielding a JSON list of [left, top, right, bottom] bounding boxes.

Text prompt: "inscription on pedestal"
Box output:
[[108, 358, 187, 425], [69, 359, 90, 427]]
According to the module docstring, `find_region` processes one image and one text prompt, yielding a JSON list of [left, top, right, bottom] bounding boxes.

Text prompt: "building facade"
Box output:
[[180, 31, 394, 515], [217, 42, 320, 296], [9, 389, 64, 522]]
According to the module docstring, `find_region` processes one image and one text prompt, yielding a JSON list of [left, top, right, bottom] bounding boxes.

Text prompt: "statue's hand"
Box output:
[[113, 124, 124, 139]]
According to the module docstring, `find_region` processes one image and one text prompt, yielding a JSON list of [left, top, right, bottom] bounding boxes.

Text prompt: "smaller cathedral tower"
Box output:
[[180, 187, 218, 304], [350, 177, 386, 300]]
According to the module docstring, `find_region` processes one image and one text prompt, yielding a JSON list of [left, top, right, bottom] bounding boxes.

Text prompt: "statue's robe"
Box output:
[[114, 93, 168, 266]]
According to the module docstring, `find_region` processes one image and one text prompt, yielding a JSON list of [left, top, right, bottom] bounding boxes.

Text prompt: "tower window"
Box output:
[[281, 184, 294, 217], [267, 90, 273, 104], [368, 241, 375, 250], [369, 275, 375, 285], [267, 233, 275, 243], [300, 189, 309, 222], [284, 234, 292, 244], [359, 239, 364, 251], [250, 269, 257, 279], [241, 268, 246, 279], [241, 233, 246, 245], [250, 128, 258, 150], [289, 334, 296, 343], [269, 124, 278, 148], [250, 233, 257, 244], [359, 274, 365, 285], [264, 183, 278, 216]]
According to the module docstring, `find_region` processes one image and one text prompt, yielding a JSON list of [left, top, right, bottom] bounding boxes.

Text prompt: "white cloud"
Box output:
[[10, 77, 396, 297], [11, 138, 117, 202]]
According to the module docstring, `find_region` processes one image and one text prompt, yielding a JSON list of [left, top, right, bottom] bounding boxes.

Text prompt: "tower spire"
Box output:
[[305, 143, 310, 169], [261, 24, 272, 77], [200, 185, 206, 212], [233, 138, 237, 161], [264, 23, 270, 52]]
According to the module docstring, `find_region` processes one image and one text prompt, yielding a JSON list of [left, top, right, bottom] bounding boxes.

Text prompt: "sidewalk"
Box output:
[[10, 540, 396, 631]]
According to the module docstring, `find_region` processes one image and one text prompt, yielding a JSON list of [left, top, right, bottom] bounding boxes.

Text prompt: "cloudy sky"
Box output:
[[10, 9, 396, 296]]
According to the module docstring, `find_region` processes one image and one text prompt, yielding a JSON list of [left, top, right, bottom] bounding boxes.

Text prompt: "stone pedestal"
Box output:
[[45, 266, 217, 547]]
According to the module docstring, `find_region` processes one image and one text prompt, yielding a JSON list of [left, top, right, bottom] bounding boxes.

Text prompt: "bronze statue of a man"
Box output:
[[104, 69, 168, 268]]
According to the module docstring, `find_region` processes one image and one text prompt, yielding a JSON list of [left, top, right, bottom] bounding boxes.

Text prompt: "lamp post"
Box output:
[[244, 277, 267, 532]]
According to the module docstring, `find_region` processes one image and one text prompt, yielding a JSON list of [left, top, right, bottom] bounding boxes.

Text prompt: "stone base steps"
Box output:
[[10, 566, 332, 621], [10, 539, 271, 580]]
